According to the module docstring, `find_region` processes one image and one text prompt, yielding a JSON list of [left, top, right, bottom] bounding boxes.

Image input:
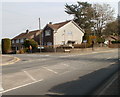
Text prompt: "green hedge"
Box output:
[[97, 37, 105, 43], [73, 43, 92, 48], [2, 38, 11, 54], [111, 41, 120, 44]]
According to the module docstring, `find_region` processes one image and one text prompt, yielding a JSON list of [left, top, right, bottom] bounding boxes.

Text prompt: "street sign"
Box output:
[[83, 40, 87, 43]]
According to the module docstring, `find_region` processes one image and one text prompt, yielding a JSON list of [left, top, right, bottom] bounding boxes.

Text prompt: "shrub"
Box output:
[[73, 43, 92, 48], [19, 49, 24, 54], [111, 40, 120, 44], [83, 33, 95, 44], [2, 38, 11, 54], [23, 39, 38, 50], [97, 37, 105, 44]]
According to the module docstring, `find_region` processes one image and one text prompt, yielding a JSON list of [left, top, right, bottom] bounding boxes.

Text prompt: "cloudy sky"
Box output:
[[1, 0, 119, 39]]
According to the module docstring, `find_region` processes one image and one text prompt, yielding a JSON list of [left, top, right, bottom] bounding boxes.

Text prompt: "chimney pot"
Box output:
[[49, 22, 52, 24], [26, 29, 29, 34]]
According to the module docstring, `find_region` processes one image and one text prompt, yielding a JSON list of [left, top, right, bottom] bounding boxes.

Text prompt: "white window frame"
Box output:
[[45, 30, 51, 36], [67, 32, 72, 35], [16, 39, 19, 43], [12, 40, 15, 43], [47, 42, 52, 46], [20, 39, 24, 43]]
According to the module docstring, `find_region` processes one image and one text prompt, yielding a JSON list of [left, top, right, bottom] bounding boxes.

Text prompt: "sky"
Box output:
[[1, 0, 120, 39]]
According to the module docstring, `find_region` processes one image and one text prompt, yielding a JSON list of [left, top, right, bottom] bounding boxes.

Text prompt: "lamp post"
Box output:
[[39, 18, 41, 53], [64, 30, 66, 45], [54, 31, 57, 52]]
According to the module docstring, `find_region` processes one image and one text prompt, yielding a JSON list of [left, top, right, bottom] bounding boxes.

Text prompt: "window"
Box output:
[[20, 39, 24, 43], [16, 39, 19, 43], [12, 40, 15, 43], [45, 30, 51, 36], [47, 42, 52, 46], [67, 32, 72, 35]]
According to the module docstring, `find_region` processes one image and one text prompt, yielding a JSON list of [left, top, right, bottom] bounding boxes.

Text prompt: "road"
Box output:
[[1, 48, 119, 95]]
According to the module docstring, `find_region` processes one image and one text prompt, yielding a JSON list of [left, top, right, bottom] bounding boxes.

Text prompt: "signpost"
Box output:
[[83, 40, 87, 48]]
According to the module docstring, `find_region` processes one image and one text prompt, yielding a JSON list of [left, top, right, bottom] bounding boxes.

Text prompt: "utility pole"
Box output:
[[39, 18, 41, 53]]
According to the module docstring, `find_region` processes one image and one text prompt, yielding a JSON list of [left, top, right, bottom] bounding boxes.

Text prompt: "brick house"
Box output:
[[11, 29, 42, 51]]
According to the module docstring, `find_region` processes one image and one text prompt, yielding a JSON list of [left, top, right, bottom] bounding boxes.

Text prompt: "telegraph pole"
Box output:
[[39, 18, 41, 53]]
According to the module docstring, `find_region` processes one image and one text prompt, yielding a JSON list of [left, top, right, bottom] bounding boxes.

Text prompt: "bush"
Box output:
[[57, 45, 72, 49], [23, 39, 38, 50], [111, 40, 120, 44], [2, 38, 11, 54], [97, 37, 105, 44], [73, 43, 92, 48], [19, 49, 24, 54], [83, 33, 95, 44]]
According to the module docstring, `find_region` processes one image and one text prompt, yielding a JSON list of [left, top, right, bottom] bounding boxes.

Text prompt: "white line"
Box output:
[[99, 76, 118, 95], [60, 71, 70, 75], [0, 87, 4, 91], [23, 70, 36, 81], [59, 49, 116, 58], [110, 62, 117, 65], [63, 64, 69, 67], [1, 79, 43, 94], [105, 57, 112, 60], [42, 67, 58, 74]]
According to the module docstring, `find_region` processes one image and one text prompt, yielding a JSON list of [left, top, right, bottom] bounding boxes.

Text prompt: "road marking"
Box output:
[[42, 67, 58, 74], [46, 92, 64, 95], [99, 75, 118, 95], [110, 62, 117, 65], [1, 57, 20, 66], [60, 71, 70, 75], [23, 70, 36, 81], [63, 64, 69, 67], [1, 79, 43, 94], [59, 49, 116, 58], [0, 87, 4, 91], [105, 57, 112, 60]]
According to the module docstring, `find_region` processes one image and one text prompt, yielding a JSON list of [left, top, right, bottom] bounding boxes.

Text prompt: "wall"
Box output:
[[54, 21, 84, 46]]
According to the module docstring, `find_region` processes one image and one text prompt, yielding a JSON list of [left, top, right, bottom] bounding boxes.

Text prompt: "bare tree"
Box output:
[[92, 3, 115, 37]]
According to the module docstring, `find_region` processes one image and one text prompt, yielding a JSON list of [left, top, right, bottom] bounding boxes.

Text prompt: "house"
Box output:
[[42, 20, 84, 48], [104, 35, 119, 45], [12, 29, 42, 51]]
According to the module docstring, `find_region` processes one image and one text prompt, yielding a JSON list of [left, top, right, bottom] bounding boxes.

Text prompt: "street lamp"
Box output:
[[54, 30, 57, 52]]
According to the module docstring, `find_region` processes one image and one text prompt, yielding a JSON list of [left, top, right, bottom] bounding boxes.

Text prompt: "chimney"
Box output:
[[49, 22, 52, 24], [26, 29, 29, 34]]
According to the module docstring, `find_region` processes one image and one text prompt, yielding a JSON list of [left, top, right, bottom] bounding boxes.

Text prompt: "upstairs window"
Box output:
[[12, 40, 15, 43], [16, 39, 19, 43], [47, 42, 52, 46], [20, 39, 24, 43], [45, 30, 51, 36], [67, 32, 72, 35]]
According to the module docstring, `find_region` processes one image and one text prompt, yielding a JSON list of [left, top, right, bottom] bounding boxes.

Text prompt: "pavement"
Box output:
[[92, 69, 120, 96], [1, 47, 119, 95]]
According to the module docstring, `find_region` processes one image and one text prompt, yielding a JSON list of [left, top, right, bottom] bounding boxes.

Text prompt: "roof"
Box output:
[[109, 35, 119, 40], [12, 30, 42, 40], [47, 20, 71, 30], [46, 20, 84, 33], [106, 35, 119, 41]]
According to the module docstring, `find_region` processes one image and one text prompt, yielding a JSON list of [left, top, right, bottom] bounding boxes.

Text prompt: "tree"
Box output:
[[23, 39, 38, 50], [103, 19, 119, 36], [2, 38, 11, 54], [92, 3, 115, 37], [65, 2, 95, 33]]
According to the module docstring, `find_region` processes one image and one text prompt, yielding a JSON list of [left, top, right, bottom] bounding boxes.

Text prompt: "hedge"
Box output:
[[2, 38, 11, 54], [111, 40, 120, 44], [73, 43, 92, 48]]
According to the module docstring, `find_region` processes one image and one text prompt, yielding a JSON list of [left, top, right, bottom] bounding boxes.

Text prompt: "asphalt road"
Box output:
[[1, 48, 119, 95]]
